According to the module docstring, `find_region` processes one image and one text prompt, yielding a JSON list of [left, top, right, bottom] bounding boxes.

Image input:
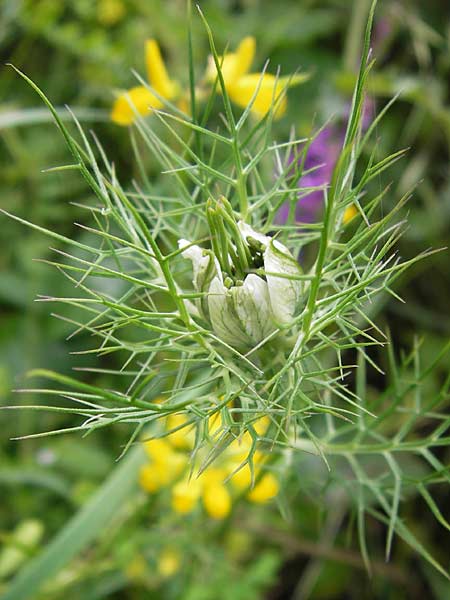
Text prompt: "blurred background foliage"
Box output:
[[0, 0, 449, 598]]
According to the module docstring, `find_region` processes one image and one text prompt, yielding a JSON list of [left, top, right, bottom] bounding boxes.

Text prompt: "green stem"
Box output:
[[343, 0, 373, 71], [197, 7, 248, 217]]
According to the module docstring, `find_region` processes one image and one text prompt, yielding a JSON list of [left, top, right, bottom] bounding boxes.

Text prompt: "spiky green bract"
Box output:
[[2, 0, 448, 578], [290, 339, 450, 579]]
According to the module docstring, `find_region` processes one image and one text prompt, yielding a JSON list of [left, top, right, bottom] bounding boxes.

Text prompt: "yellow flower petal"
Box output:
[[234, 36, 256, 79], [111, 85, 163, 125], [167, 451, 189, 477], [205, 52, 238, 85], [142, 438, 187, 484], [208, 412, 223, 439], [227, 432, 264, 461], [247, 472, 279, 503], [278, 73, 311, 88], [177, 96, 190, 115], [229, 463, 252, 490], [206, 36, 255, 86], [143, 438, 173, 462], [157, 549, 181, 578], [97, 0, 125, 26], [253, 416, 270, 436], [228, 73, 288, 119], [145, 39, 177, 99], [203, 483, 231, 519], [199, 466, 227, 487], [166, 414, 194, 450], [172, 478, 201, 514], [343, 204, 358, 224], [139, 463, 166, 493]]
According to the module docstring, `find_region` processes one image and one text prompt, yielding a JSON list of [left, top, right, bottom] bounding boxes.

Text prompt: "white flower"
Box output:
[[207, 273, 276, 348], [178, 239, 218, 319], [207, 276, 252, 348], [179, 223, 302, 349], [231, 274, 275, 341], [238, 222, 302, 325]]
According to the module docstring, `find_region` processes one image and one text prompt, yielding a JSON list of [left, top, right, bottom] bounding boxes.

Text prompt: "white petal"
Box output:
[[231, 274, 275, 344], [264, 241, 302, 325], [179, 240, 211, 291], [179, 239, 220, 319], [208, 277, 249, 348], [237, 221, 270, 247]]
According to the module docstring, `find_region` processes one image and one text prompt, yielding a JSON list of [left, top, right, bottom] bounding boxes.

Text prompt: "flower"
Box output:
[[343, 204, 358, 224], [277, 127, 340, 224], [206, 36, 308, 119], [111, 36, 308, 125], [179, 214, 302, 349], [0, 520, 44, 579], [157, 549, 181, 578], [139, 413, 279, 520], [277, 99, 374, 224], [97, 0, 125, 26], [111, 39, 180, 126]]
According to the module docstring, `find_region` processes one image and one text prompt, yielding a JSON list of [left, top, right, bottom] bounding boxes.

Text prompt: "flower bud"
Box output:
[[208, 273, 275, 348], [178, 240, 217, 320], [263, 239, 302, 324], [179, 219, 302, 349], [238, 222, 302, 325]]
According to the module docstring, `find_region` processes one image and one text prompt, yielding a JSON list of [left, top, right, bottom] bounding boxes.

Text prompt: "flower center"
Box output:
[[206, 196, 266, 286]]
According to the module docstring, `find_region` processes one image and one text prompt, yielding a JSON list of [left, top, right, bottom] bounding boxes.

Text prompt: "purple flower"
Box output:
[[296, 127, 341, 222], [373, 17, 393, 53], [277, 98, 374, 225], [276, 14, 390, 226], [276, 125, 340, 224]]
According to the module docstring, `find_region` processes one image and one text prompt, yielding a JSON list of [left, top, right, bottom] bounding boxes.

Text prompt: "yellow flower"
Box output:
[[252, 416, 270, 437], [229, 451, 278, 505], [207, 36, 308, 119], [200, 467, 232, 519], [229, 462, 253, 490], [139, 462, 166, 493], [171, 467, 233, 520], [247, 472, 279, 503], [97, 0, 125, 26], [172, 478, 202, 514], [208, 36, 256, 85], [139, 437, 187, 492], [166, 414, 194, 450], [139, 413, 279, 519], [111, 40, 179, 126], [157, 549, 181, 578], [202, 482, 231, 519], [143, 437, 172, 462], [343, 204, 358, 224]]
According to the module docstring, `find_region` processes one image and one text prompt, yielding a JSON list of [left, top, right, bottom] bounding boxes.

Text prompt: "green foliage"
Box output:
[[1, 1, 449, 599]]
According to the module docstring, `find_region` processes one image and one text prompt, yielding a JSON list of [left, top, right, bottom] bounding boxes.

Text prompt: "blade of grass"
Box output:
[[2, 445, 145, 600]]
